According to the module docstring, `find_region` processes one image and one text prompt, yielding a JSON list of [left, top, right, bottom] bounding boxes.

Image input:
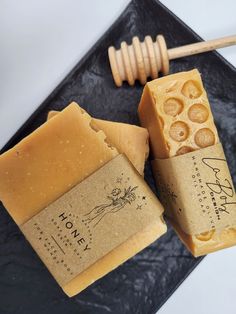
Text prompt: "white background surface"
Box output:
[[1, 1, 236, 313]]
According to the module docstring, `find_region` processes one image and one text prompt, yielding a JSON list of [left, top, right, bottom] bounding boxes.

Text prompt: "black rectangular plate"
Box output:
[[0, 1, 235, 313]]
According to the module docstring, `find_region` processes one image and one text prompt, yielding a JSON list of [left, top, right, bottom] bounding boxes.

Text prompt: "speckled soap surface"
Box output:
[[0, 0, 235, 313]]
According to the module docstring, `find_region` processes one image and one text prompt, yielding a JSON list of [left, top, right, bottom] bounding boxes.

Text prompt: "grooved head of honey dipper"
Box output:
[[108, 46, 123, 87], [156, 35, 169, 75]]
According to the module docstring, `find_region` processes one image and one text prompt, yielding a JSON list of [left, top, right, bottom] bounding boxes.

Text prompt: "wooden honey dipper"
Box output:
[[108, 34, 236, 86]]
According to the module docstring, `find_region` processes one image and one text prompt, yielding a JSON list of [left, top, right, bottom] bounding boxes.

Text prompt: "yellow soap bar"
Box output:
[[48, 110, 149, 175], [0, 102, 166, 296], [0, 103, 118, 225], [138, 69, 236, 256]]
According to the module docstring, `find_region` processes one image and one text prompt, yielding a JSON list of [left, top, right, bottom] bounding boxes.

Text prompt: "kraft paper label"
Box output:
[[21, 154, 164, 287], [152, 143, 236, 235]]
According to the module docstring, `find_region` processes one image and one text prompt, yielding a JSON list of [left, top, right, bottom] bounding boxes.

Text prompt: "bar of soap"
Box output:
[[138, 69, 236, 256], [0, 103, 118, 225], [48, 110, 149, 175], [0, 102, 166, 296]]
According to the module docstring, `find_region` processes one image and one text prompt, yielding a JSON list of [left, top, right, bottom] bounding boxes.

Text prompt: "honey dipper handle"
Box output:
[[168, 35, 236, 60]]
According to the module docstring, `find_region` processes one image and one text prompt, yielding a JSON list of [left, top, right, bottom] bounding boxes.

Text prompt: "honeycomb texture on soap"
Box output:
[[138, 69, 236, 256], [139, 69, 219, 159]]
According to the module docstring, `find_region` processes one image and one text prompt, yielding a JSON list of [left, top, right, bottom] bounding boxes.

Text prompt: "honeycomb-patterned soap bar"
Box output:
[[139, 69, 219, 159], [138, 69, 236, 257]]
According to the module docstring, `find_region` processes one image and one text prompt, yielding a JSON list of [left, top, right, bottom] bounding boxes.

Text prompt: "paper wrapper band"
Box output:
[[20, 154, 164, 287], [152, 143, 236, 235]]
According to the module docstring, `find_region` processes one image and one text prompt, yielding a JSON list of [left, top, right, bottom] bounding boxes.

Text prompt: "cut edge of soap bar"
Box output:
[[63, 217, 166, 297], [47, 110, 149, 175], [138, 69, 236, 256]]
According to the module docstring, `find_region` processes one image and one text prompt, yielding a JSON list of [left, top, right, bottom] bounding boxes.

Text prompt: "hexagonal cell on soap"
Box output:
[[195, 230, 215, 241], [181, 80, 202, 99], [188, 104, 209, 123], [169, 121, 189, 142], [194, 128, 215, 148], [176, 146, 194, 156], [163, 98, 184, 117], [226, 228, 236, 236]]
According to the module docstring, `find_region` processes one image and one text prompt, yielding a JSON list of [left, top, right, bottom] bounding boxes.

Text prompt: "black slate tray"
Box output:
[[0, 1, 235, 313]]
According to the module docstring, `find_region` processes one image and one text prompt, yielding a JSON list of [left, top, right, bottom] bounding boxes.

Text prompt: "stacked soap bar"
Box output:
[[47, 110, 149, 175], [0, 102, 166, 296], [138, 69, 236, 256]]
